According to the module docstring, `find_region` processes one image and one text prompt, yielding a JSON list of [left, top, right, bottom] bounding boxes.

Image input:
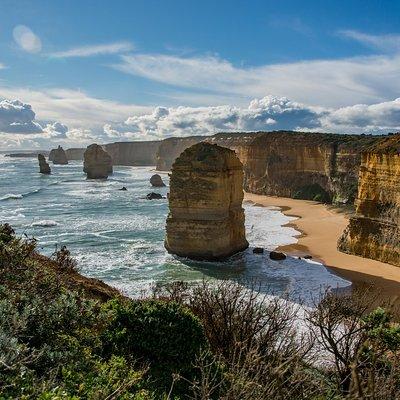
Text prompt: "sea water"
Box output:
[[0, 155, 350, 304]]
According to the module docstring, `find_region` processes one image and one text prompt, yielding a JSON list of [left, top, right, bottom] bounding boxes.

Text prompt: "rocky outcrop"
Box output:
[[165, 142, 248, 260], [104, 141, 160, 166], [49, 146, 68, 165], [150, 174, 166, 187], [146, 192, 164, 200], [65, 148, 85, 161], [83, 144, 113, 179], [38, 154, 51, 174], [338, 134, 400, 266]]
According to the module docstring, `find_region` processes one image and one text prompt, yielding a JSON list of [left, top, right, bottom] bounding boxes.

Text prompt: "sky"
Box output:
[[1, 0, 400, 149]]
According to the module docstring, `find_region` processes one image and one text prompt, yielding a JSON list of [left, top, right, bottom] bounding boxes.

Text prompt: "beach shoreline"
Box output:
[[244, 193, 400, 304]]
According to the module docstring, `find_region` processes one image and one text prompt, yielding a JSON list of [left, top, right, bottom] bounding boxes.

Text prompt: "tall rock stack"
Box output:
[[338, 134, 400, 266], [165, 142, 248, 260], [38, 154, 51, 174], [49, 146, 68, 165], [83, 144, 113, 179]]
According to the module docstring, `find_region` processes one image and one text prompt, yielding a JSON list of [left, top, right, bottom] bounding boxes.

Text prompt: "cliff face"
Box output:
[[83, 144, 113, 179], [157, 131, 380, 204], [339, 134, 400, 266], [156, 136, 204, 170], [165, 142, 248, 260], [104, 141, 160, 166], [65, 148, 85, 160], [240, 132, 380, 203]]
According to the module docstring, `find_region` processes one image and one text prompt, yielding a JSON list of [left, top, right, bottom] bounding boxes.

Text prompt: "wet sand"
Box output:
[[244, 193, 400, 305]]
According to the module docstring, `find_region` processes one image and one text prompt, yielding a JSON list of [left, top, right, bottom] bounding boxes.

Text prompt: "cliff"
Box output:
[[104, 141, 160, 166], [156, 131, 381, 204], [165, 142, 248, 260], [83, 143, 113, 179], [338, 134, 400, 266], [155, 136, 204, 170], [65, 148, 85, 160]]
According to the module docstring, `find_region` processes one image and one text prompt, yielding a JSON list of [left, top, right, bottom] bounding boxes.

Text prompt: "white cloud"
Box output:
[[115, 95, 322, 140], [0, 63, 6, 69], [0, 86, 151, 129], [43, 121, 68, 138], [13, 25, 42, 53], [339, 30, 400, 53], [322, 98, 400, 132], [113, 52, 400, 108], [0, 99, 42, 133], [50, 41, 134, 58]]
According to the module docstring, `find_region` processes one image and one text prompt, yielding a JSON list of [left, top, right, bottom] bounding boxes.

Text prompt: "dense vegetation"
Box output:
[[1, 224, 400, 399]]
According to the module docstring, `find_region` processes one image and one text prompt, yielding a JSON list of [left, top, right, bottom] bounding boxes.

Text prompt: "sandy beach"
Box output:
[[244, 193, 400, 303]]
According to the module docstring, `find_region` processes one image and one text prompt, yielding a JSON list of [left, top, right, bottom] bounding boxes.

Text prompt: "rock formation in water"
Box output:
[[146, 192, 164, 200], [49, 146, 68, 165], [165, 142, 248, 260], [338, 134, 400, 266], [38, 154, 51, 174], [83, 144, 113, 179], [104, 141, 160, 166], [150, 174, 166, 187]]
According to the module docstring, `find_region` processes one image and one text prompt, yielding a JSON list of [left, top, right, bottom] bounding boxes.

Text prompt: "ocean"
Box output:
[[0, 155, 350, 304]]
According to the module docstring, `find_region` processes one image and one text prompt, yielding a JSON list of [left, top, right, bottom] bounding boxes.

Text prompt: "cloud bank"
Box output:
[[2, 94, 400, 149], [0, 100, 42, 133]]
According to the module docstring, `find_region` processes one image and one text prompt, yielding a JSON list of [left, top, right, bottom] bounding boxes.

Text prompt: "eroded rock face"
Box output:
[[156, 131, 382, 204], [105, 141, 160, 166], [49, 146, 68, 165], [150, 174, 166, 187], [38, 154, 51, 174], [165, 142, 248, 260], [83, 144, 113, 179], [338, 134, 400, 266]]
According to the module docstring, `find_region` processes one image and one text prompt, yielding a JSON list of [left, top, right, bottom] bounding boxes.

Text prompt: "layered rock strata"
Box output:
[[165, 142, 248, 260], [83, 144, 113, 179], [157, 131, 381, 204], [338, 134, 400, 266], [38, 154, 51, 174], [49, 146, 68, 165]]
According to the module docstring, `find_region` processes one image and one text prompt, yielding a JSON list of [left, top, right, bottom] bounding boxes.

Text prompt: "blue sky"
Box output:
[[1, 0, 400, 149]]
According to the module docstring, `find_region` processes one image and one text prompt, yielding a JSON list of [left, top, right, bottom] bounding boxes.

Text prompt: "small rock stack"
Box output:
[[49, 145, 68, 165], [83, 144, 113, 179], [165, 142, 248, 261], [38, 154, 51, 174], [150, 174, 166, 187]]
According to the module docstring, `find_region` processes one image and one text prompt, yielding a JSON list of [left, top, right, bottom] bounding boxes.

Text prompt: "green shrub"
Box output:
[[103, 298, 206, 367]]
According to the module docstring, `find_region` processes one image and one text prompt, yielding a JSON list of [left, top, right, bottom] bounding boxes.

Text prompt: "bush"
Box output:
[[103, 298, 206, 368]]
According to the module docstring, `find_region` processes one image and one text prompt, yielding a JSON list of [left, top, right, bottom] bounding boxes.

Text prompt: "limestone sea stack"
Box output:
[[83, 144, 113, 179], [49, 145, 68, 165], [150, 174, 166, 187], [38, 154, 51, 174], [165, 142, 248, 261]]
